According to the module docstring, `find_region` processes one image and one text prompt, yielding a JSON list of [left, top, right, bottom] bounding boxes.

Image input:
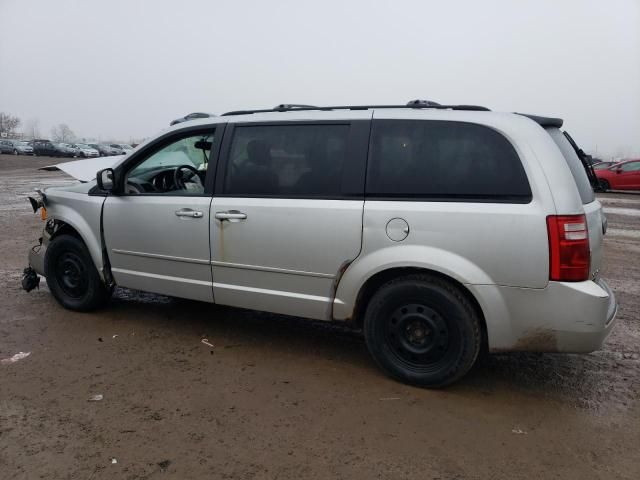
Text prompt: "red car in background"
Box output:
[[596, 159, 640, 191]]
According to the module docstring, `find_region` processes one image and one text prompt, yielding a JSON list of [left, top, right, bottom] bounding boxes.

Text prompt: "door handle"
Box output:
[[175, 208, 203, 218], [215, 210, 247, 221]]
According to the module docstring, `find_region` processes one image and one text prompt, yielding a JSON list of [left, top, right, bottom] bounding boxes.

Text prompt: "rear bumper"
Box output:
[[473, 278, 618, 353]]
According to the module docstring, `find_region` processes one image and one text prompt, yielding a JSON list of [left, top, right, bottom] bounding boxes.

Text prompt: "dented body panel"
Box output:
[[471, 279, 616, 352], [28, 182, 107, 279], [210, 198, 364, 320]]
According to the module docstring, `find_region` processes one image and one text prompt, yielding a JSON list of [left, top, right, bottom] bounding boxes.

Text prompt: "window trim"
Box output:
[[364, 119, 533, 204], [93, 123, 225, 197], [213, 120, 370, 200]]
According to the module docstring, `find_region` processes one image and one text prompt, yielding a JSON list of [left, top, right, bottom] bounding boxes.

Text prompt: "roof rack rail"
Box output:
[[170, 112, 214, 126], [273, 104, 318, 110], [406, 99, 441, 107], [222, 103, 491, 116]]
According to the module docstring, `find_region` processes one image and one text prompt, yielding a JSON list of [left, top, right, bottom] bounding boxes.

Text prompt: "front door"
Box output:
[[211, 118, 370, 319], [103, 128, 219, 302]]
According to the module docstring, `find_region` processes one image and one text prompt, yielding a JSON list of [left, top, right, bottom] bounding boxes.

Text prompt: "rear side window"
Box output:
[[546, 128, 595, 204], [367, 120, 531, 202], [620, 161, 640, 172], [224, 124, 349, 197]]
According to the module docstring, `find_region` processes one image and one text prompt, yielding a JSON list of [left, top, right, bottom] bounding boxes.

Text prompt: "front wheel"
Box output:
[[13, 149, 18, 155], [599, 179, 610, 192], [363, 274, 482, 388], [45, 234, 112, 311]]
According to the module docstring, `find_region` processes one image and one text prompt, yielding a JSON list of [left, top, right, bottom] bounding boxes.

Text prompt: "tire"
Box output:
[[45, 234, 112, 311], [599, 179, 610, 192], [13, 149, 18, 155], [363, 274, 482, 388]]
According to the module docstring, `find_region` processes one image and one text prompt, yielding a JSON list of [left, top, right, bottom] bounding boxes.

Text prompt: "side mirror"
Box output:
[[96, 168, 115, 191], [615, 168, 623, 174]]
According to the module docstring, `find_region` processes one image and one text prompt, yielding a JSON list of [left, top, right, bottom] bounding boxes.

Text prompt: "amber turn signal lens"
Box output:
[[40, 207, 47, 221]]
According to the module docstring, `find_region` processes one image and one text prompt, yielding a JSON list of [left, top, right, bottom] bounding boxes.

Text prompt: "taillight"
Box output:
[[546, 215, 590, 281]]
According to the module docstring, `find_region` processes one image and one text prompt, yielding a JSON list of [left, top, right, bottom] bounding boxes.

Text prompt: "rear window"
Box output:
[[366, 120, 531, 202], [546, 128, 595, 204]]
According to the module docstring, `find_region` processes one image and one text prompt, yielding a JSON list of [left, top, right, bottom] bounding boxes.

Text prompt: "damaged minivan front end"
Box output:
[[22, 174, 112, 294]]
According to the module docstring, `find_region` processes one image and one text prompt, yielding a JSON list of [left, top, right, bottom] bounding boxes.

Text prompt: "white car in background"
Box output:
[[110, 143, 133, 155], [71, 143, 100, 158]]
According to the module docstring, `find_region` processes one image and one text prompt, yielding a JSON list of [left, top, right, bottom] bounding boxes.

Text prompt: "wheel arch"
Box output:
[[46, 211, 104, 279], [354, 266, 485, 329]]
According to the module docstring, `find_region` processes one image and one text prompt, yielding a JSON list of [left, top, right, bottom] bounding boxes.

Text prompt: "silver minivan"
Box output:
[[23, 103, 617, 387]]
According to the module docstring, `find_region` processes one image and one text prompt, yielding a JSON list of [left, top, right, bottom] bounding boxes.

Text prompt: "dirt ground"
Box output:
[[1, 154, 639, 480]]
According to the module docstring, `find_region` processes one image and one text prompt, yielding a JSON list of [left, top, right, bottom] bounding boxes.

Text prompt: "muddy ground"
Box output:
[[0, 154, 638, 479]]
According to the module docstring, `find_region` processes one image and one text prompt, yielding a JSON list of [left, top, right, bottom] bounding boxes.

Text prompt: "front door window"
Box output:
[[126, 133, 213, 195]]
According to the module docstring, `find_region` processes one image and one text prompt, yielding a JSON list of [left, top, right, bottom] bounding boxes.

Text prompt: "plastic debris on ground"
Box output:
[[1, 352, 31, 365], [88, 394, 104, 402]]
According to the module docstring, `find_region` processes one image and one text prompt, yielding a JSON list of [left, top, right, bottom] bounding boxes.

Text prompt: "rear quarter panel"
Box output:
[[333, 110, 562, 320]]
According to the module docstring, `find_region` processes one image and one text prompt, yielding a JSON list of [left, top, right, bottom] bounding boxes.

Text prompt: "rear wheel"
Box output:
[[45, 234, 112, 311], [363, 274, 482, 388]]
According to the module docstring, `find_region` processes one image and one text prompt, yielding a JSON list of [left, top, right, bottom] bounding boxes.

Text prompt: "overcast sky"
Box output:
[[1, 0, 638, 157]]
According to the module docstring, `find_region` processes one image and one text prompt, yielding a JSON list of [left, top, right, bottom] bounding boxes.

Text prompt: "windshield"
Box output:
[[18, 141, 29, 146]]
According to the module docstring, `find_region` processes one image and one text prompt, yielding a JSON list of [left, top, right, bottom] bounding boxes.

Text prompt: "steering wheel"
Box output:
[[174, 165, 202, 190]]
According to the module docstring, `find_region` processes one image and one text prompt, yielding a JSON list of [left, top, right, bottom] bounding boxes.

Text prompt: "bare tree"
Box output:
[[0, 112, 21, 137], [51, 123, 76, 143]]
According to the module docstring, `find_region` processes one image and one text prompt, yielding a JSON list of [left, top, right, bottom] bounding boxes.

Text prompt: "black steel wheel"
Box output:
[[54, 250, 88, 299], [364, 274, 482, 387], [45, 234, 112, 311]]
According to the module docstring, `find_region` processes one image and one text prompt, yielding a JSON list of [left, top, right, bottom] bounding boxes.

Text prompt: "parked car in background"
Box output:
[[0, 139, 34, 155], [90, 144, 110, 156], [596, 159, 640, 191], [31, 139, 60, 157], [593, 161, 619, 170], [55, 143, 79, 158], [70, 143, 100, 158], [109, 143, 133, 155]]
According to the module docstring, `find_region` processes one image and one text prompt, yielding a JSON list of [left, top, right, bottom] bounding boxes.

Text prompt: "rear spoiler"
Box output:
[[518, 111, 599, 191], [516, 113, 563, 128]]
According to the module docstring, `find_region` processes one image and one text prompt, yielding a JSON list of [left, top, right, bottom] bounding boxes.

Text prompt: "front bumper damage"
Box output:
[[22, 266, 40, 292], [23, 228, 50, 292]]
